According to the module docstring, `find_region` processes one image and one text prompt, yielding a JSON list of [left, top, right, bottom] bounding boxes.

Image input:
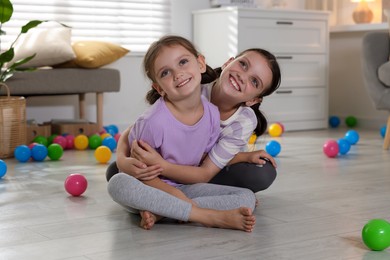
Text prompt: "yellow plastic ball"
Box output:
[[100, 133, 111, 140], [268, 123, 283, 137], [74, 134, 89, 150], [95, 145, 112, 164], [248, 133, 257, 144]]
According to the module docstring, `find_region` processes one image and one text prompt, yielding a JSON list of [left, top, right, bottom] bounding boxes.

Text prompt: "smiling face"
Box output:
[[151, 45, 206, 103], [218, 50, 273, 107]]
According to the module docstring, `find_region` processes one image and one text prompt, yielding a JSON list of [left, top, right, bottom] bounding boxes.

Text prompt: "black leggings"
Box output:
[[105, 160, 277, 193]]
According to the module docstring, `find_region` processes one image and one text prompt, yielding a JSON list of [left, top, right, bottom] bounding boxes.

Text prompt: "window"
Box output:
[[2, 0, 171, 53]]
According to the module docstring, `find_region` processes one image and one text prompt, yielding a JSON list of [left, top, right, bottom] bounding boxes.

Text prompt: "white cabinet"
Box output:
[[193, 7, 329, 131]]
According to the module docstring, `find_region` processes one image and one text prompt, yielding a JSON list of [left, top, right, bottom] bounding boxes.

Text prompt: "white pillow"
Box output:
[[9, 27, 76, 68]]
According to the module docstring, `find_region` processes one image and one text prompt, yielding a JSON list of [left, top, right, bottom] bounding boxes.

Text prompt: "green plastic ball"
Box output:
[[47, 134, 58, 145], [47, 143, 64, 161], [345, 116, 357, 127], [88, 134, 102, 149], [33, 135, 48, 147], [362, 219, 390, 251]]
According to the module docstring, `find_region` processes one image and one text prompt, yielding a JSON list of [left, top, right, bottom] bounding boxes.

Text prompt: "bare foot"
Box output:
[[193, 207, 256, 232], [139, 211, 157, 230]]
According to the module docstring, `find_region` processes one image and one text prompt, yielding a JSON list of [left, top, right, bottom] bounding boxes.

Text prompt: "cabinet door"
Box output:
[[261, 87, 327, 130], [238, 18, 327, 54], [277, 54, 326, 88]]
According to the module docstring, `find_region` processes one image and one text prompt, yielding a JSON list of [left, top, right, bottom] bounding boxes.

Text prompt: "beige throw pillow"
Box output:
[[9, 27, 76, 68]]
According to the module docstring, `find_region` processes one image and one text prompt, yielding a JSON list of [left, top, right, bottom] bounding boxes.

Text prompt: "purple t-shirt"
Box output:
[[128, 95, 220, 185]]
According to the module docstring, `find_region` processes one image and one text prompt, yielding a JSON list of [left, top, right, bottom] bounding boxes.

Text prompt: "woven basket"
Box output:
[[0, 83, 26, 158]]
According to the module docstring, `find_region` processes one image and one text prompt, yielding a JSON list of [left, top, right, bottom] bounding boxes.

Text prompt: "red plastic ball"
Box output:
[[64, 173, 88, 196], [53, 135, 67, 149]]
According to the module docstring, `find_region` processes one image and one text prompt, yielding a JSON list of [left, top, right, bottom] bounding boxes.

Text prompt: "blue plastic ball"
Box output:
[[0, 159, 7, 178], [344, 130, 360, 145], [102, 136, 117, 151], [380, 125, 386, 138], [104, 124, 119, 136], [31, 144, 48, 161], [14, 145, 32, 162], [337, 138, 351, 155], [329, 116, 340, 128], [265, 140, 281, 157]]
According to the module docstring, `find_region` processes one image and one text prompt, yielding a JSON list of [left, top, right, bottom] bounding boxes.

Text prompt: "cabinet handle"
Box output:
[[276, 90, 293, 94], [276, 21, 293, 25], [276, 56, 293, 60]]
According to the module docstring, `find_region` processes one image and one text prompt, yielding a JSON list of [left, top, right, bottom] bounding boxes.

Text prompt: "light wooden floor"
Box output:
[[1, 128, 390, 260]]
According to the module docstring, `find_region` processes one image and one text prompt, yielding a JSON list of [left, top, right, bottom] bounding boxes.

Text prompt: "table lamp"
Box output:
[[351, 0, 374, 23]]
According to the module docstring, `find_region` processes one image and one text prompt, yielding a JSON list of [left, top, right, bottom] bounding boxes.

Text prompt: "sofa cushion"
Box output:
[[3, 68, 120, 96], [9, 27, 76, 68], [378, 61, 390, 87]]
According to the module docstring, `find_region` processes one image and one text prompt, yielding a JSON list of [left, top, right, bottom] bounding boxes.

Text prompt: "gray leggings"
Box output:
[[107, 173, 256, 221]]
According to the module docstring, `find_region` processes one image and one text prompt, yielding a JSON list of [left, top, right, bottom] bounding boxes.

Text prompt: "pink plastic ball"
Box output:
[[323, 139, 339, 158], [64, 173, 88, 196], [114, 133, 121, 142], [53, 135, 67, 149], [65, 135, 75, 149]]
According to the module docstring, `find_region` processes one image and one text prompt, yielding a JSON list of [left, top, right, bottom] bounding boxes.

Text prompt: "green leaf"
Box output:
[[8, 53, 36, 69], [0, 48, 14, 63], [0, 0, 13, 23], [21, 20, 45, 33]]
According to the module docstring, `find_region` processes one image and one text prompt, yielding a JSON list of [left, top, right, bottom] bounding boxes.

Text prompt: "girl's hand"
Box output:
[[131, 140, 165, 167], [117, 156, 162, 181], [246, 150, 277, 168]]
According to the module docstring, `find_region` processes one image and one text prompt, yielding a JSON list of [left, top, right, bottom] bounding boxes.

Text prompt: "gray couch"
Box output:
[[2, 68, 120, 130], [361, 31, 390, 149]]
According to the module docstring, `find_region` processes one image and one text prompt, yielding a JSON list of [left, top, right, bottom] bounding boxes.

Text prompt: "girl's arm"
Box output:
[[116, 126, 163, 181], [132, 140, 222, 183]]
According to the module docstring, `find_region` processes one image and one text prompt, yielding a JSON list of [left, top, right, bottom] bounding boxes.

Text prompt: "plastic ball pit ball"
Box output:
[[88, 134, 102, 149], [47, 143, 64, 161], [362, 219, 390, 251], [265, 140, 281, 157], [53, 135, 67, 149], [268, 123, 283, 137], [14, 145, 32, 162], [323, 140, 339, 158], [94, 145, 112, 164], [65, 135, 75, 149], [344, 130, 360, 145], [102, 136, 117, 151], [47, 134, 58, 145], [74, 134, 89, 150], [337, 138, 351, 155], [31, 144, 48, 161], [248, 133, 257, 145], [64, 173, 88, 197], [380, 125, 387, 138], [328, 116, 340, 128], [32, 135, 48, 147], [0, 159, 7, 179], [276, 122, 285, 133], [345, 116, 357, 127]]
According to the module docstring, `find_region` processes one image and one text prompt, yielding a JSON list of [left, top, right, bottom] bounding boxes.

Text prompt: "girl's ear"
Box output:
[[197, 54, 207, 73], [222, 57, 235, 70], [152, 83, 164, 96], [245, 97, 262, 107]]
